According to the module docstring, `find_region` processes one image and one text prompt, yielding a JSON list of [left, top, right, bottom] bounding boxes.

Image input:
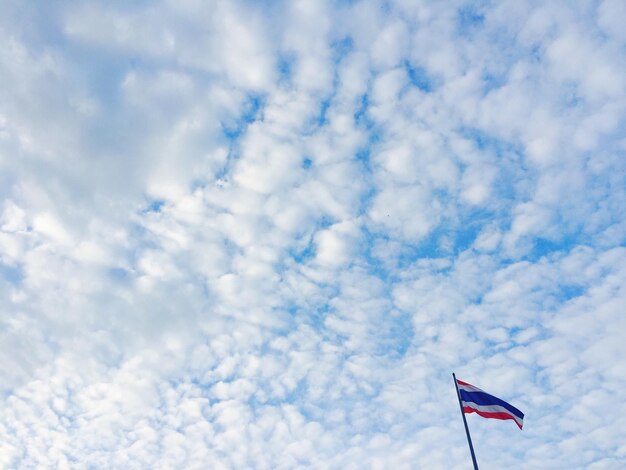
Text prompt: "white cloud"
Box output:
[[1, 0, 625, 468], [369, 181, 443, 241], [314, 219, 361, 267]]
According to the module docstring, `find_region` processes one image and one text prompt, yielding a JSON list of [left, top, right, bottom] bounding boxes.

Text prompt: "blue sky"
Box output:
[[1, 1, 625, 468]]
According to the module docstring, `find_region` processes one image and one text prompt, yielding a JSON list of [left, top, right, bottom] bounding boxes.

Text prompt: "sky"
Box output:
[[0, 0, 625, 468]]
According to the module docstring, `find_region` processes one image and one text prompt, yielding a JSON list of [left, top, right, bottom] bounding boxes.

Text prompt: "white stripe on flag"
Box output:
[[457, 382, 482, 393]]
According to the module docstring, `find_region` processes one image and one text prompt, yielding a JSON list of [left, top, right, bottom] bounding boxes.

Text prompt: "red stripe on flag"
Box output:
[[456, 379, 477, 388], [462, 406, 523, 429]]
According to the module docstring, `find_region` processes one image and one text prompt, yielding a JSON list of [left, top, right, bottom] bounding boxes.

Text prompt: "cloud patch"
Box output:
[[1, 0, 625, 468]]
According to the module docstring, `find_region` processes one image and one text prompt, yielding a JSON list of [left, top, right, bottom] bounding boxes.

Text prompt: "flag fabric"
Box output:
[[456, 379, 524, 429]]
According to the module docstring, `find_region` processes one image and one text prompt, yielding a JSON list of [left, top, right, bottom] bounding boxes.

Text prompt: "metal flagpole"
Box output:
[[453, 373, 479, 470]]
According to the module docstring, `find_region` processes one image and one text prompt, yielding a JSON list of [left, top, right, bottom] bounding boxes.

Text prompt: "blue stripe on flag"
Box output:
[[459, 389, 524, 419]]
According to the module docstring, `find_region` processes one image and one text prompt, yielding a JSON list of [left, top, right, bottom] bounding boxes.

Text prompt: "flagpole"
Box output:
[[453, 372, 479, 470]]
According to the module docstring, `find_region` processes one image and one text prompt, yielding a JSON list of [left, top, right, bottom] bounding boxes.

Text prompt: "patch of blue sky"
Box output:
[[455, 211, 494, 250], [277, 53, 295, 85], [457, 126, 520, 154], [557, 81, 585, 108], [357, 184, 377, 220], [8, 2, 66, 53], [76, 52, 166, 158], [505, 326, 524, 344], [0, 263, 23, 286], [188, 177, 213, 193], [354, 114, 383, 167], [108, 267, 130, 282], [361, 230, 394, 276], [482, 337, 512, 353], [352, 155, 377, 237], [331, 36, 355, 61], [221, 93, 264, 142], [456, 4, 486, 36], [335, 0, 390, 25], [299, 94, 332, 135], [283, 303, 300, 320], [298, 36, 355, 131], [353, 93, 384, 173], [381, 209, 494, 266], [557, 284, 585, 302], [524, 235, 585, 263], [298, 303, 334, 334], [316, 97, 333, 126], [125, 220, 166, 261], [377, 312, 414, 358], [70, 42, 136, 109], [142, 198, 165, 213], [334, 0, 360, 7], [458, 126, 531, 198], [404, 60, 434, 93], [309, 40, 355, 130], [288, 241, 315, 264], [249, 379, 308, 410], [379, 0, 393, 16], [480, 71, 508, 95], [393, 238, 454, 270], [286, 217, 338, 263], [352, 118, 381, 220], [215, 93, 265, 181], [319, 215, 340, 231], [353, 93, 369, 126]]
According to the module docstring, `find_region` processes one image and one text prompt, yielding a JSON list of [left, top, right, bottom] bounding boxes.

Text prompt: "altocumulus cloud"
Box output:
[[1, 0, 625, 469]]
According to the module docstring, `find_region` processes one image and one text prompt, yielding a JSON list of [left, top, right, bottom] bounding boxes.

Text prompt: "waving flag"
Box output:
[[456, 378, 525, 429]]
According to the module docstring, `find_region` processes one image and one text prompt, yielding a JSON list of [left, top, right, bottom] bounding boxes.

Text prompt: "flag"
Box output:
[[456, 379, 524, 429]]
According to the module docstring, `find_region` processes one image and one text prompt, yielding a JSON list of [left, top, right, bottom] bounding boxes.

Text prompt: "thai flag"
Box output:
[[456, 379, 525, 429]]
